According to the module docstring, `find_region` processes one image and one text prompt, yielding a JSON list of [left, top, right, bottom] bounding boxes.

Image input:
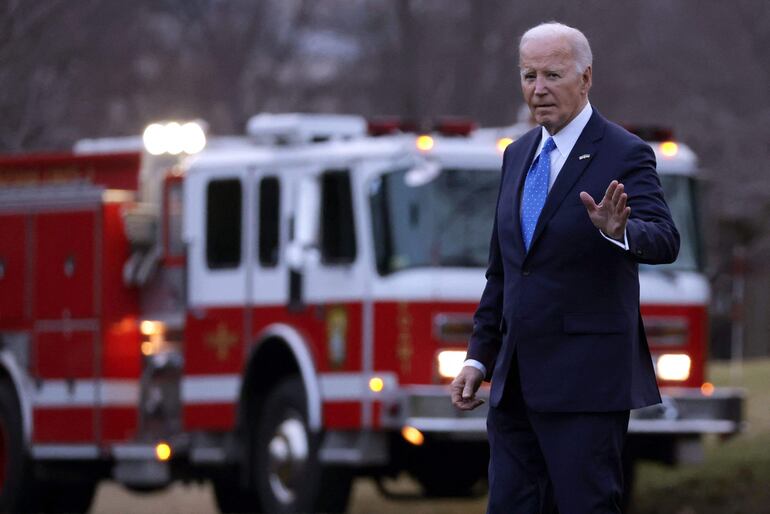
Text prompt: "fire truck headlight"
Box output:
[[437, 350, 466, 379], [656, 354, 691, 381]]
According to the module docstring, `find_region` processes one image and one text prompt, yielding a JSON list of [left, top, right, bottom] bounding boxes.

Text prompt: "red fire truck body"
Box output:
[[0, 115, 743, 513]]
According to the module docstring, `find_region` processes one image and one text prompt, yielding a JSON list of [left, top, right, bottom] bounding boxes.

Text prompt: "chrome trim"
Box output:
[[112, 444, 159, 460], [628, 419, 741, 434], [319, 431, 388, 465], [433, 313, 474, 344], [32, 444, 100, 459], [389, 385, 744, 438]]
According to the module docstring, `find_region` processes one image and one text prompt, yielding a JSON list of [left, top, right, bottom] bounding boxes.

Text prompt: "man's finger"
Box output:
[[616, 192, 627, 214], [603, 180, 618, 201], [579, 191, 596, 212], [455, 398, 485, 411], [611, 183, 624, 206], [462, 379, 476, 400], [622, 206, 631, 222], [450, 379, 464, 404]]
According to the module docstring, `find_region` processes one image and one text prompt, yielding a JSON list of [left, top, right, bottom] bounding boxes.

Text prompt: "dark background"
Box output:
[[2, 0, 769, 357]]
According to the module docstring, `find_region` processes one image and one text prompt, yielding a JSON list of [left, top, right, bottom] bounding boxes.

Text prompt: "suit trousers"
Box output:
[[486, 354, 630, 514]]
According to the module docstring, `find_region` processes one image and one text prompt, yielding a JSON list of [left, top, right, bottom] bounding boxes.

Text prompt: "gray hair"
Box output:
[[519, 22, 593, 73]]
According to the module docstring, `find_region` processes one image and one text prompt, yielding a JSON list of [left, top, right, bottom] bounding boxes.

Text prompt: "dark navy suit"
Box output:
[[468, 110, 679, 512]]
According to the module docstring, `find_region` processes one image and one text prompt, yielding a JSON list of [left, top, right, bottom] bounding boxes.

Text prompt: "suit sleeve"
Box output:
[[465, 149, 508, 380], [621, 142, 681, 264]]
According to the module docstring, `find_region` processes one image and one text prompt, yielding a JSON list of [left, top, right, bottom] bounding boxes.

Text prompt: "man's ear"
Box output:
[[581, 65, 592, 95]]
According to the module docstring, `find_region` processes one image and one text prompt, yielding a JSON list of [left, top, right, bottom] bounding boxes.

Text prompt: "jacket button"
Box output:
[[636, 249, 643, 256], [522, 270, 531, 276]]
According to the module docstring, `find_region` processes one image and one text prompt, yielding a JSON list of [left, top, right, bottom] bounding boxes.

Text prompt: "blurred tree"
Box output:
[[1, 0, 768, 353]]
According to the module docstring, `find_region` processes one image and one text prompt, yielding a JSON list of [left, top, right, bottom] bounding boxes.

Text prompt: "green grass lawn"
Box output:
[[630, 358, 770, 514]]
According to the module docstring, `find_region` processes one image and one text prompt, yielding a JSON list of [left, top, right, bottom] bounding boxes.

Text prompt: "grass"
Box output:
[[629, 358, 770, 514]]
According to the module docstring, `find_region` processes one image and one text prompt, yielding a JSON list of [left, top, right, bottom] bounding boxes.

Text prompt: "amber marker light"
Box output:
[[369, 377, 385, 393], [416, 135, 434, 151], [141, 341, 154, 356], [660, 141, 679, 158], [155, 442, 172, 461], [401, 426, 425, 446], [701, 382, 715, 396], [497, 137, 514, 153]]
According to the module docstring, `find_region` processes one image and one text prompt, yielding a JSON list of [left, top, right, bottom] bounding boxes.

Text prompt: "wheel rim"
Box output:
[[267, 415, 309, 505], [0, 420, 7, 490]]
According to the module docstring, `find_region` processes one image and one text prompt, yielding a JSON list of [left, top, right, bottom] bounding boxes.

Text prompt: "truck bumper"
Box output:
[[391, 385, 745, 438]]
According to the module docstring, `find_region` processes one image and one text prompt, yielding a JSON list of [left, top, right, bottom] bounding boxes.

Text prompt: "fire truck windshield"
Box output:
[[369, 169, 700, 275], [369, 166, 498, 275], [644, 174, 701, 271]]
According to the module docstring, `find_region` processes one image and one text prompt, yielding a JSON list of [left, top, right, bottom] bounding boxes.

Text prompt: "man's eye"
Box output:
[[548, 73, 560, 79]]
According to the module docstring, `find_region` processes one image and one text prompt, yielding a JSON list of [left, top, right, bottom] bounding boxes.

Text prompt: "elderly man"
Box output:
[[451, 22, 679, 513]]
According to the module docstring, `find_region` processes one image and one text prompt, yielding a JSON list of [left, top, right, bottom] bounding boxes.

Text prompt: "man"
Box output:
[[451, 22, 679, 513]]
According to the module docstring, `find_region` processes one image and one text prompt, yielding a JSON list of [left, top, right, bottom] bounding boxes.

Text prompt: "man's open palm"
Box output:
[[579, 180, 629, 240]]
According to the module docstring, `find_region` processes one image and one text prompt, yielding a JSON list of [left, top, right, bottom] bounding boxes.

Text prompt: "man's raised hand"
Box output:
[[579, 180, 630, 240], [451, 366, 485, 411]]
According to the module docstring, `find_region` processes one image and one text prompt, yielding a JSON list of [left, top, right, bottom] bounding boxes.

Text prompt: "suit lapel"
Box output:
[[527, 111, 606, 255], [510, 129, 542, 257]]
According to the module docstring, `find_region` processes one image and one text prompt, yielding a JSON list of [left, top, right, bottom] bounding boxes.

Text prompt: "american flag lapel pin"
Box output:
[[579, 154, 591, 160]]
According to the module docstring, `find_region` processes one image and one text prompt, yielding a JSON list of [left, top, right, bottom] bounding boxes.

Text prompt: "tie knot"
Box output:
[[542, 137, 556, 155]]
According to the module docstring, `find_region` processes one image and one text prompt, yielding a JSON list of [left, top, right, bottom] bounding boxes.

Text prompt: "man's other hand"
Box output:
[[451, 366, 485, 411], [579, 180, 630, 240]]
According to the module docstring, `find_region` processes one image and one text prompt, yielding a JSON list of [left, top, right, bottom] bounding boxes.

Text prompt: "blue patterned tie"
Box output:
[[520, 137, 556, 251]]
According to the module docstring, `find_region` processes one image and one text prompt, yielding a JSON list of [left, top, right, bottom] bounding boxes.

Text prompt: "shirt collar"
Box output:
[[538, 101, 593, 158]]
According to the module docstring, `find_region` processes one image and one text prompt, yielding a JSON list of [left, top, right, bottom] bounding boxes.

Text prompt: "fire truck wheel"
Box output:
[[0, 382, 33, 513], [410, 441, 487, 498], [30, 478, 98, 514], [212, 470, 261, 513], [253, 376, 351, 514]]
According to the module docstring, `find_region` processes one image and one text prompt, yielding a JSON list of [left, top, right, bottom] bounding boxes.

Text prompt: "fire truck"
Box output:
[[0, 114, 743, 513]]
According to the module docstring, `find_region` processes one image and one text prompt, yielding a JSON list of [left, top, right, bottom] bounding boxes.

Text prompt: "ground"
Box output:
[[89, 358, 770, 514]]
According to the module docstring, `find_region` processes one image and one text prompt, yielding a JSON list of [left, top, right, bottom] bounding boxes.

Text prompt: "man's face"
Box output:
[[519, 37, 592, 135]]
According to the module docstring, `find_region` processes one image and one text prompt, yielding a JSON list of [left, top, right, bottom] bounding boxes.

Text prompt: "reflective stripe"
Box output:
[[33, 379, 139, 407], [319, 372, 398, 401], [181, 375, 240, 404]]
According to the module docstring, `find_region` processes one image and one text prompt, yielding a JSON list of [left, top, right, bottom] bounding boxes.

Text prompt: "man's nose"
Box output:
[[534, 76, 548, 95]]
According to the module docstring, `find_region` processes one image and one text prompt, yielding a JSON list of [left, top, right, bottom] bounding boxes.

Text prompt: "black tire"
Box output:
[[212, 470, 261, 513], [32, 479, 98, 514], [411, 441, 487, 498], [0, 382, 33, 513], [0, 383, 97, 514], [253, 376, 351, 514]]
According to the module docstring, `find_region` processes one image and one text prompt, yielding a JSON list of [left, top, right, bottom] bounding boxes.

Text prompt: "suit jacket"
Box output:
[[467, 110, 680, 412]]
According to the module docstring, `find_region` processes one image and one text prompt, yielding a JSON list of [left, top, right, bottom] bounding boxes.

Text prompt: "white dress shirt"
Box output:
[[463, 102, 629, 378]]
